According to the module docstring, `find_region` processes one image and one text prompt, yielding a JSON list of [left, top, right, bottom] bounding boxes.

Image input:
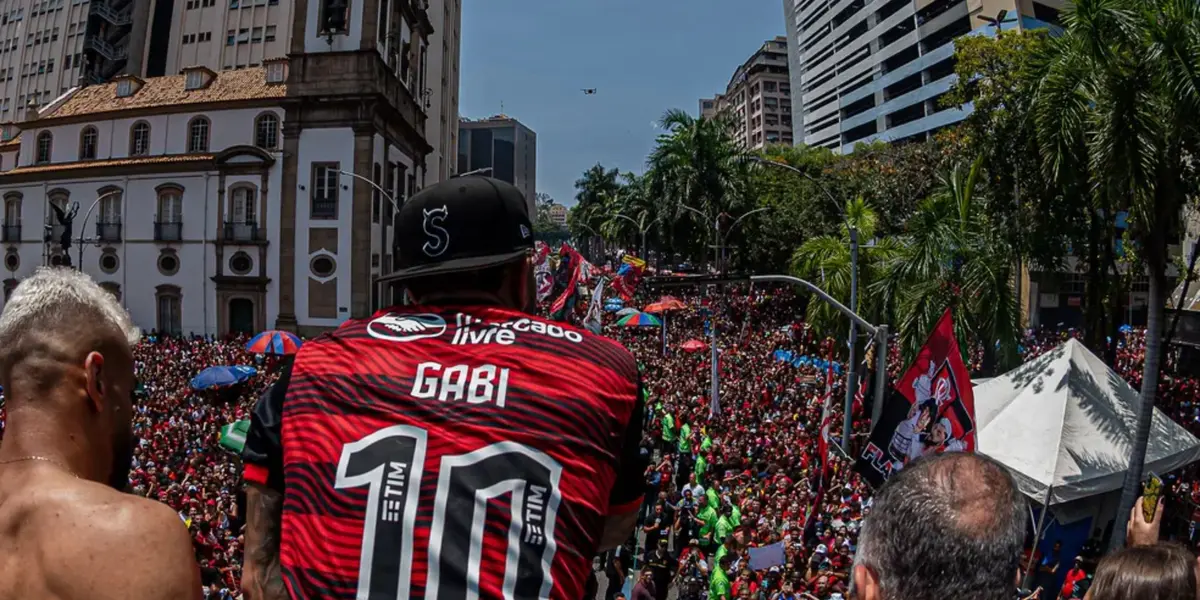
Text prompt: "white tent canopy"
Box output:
[[975, 338, 1200, 506]]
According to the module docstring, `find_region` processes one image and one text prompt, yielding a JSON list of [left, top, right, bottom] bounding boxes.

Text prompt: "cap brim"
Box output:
[[381, 249, 528, 283]]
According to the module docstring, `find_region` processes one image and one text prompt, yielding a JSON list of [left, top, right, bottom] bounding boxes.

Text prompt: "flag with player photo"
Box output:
[[854, 308, 976, 488]]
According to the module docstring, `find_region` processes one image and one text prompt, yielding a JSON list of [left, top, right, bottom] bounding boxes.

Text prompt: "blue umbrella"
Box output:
[[1119, 324, 1134, 333], [190, 365, 258, 390]]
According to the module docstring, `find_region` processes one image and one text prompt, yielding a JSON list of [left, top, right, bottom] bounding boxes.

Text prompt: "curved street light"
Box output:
[[611, 213, 651, 259], [76, 188, 125, 270], [748, 155, 862, 453]]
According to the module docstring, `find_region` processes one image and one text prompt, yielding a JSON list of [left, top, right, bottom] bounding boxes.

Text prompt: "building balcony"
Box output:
[[154, 221, 182, 242], [84, 37, 128, 62], [224, 221, 261, 242], [90, 0, 132, 26], [96, 221, 122, 242], [1, 222, 19, 242]]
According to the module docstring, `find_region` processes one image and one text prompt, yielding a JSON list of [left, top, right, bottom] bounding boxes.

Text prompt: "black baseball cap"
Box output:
[[391, 176, 534, 280]]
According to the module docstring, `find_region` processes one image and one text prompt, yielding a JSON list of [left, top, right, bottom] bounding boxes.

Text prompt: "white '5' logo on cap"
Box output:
[[422, 205, 450, 257]]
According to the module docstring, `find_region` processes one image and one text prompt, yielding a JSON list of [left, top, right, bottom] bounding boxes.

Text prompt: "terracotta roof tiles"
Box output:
[[4, 153, 214, 175], [41, 67, 285, 120]]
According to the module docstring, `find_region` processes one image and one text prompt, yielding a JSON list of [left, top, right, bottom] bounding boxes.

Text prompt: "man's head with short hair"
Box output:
[[0, 267, 140, 489], [852, 452, 1026, 600]]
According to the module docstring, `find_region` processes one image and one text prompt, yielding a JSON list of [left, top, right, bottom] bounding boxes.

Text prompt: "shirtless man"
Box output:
[[0, 268, 200, 600]]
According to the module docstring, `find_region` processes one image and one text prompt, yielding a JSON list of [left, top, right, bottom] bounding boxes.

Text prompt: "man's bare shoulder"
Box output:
[[30, 479, 200, 600]]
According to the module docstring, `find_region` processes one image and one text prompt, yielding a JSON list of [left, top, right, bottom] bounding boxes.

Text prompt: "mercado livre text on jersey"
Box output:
[[242, 305, 645, 600]]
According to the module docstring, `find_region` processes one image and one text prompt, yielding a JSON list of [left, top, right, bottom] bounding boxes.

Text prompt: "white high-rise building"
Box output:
[[0, 0, 150, 125], [781, 0, 1063, 153]]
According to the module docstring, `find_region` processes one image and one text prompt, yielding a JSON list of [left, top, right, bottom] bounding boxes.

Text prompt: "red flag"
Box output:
[[854, 308, 977, 488], [895, 308, 977, 453]]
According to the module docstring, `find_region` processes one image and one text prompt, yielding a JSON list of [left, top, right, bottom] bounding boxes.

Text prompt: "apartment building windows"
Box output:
[[318, 0, 349, 35], [264, 25, 275, 42]]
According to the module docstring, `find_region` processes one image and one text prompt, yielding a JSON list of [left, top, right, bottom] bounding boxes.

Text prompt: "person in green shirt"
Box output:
[[700, 434, 712, 452], [693, 453, 707, 480], [729, 502, 742, 528], [708, 554, 734, 600], [696, 498, 718, 550], [713, 507, 734, 544], [677, 421, 692, 454], [661, 412, 675, 445], [705, 487, 719, 512]]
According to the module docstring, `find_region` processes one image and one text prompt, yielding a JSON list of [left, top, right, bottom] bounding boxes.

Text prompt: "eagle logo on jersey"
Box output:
[[422, 205, 450, 257], [367, 313, 448, 342]]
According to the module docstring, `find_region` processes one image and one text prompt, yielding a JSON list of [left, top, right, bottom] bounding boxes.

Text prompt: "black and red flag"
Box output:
[[854, 308, 976, 488]]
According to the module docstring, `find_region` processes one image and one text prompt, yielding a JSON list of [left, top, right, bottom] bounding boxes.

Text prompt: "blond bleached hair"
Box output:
[[0, 267, 140, 354]]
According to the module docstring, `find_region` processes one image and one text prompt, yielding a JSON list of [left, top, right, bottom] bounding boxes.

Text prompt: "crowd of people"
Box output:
[[5, 278, 1200, 600]]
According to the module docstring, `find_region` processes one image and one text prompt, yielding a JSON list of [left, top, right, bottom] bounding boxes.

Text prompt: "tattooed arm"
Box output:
[[243, 482, 286, 600], [241, 364, 292, 599]]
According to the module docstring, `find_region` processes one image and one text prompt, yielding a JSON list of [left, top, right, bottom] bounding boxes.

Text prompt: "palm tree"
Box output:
[[1028, 0, 1200, 549], [646, 109, 750, 262], [569, 164, 622, 255], [790, 198, 899, 335], [875, 158, 1022, 374]]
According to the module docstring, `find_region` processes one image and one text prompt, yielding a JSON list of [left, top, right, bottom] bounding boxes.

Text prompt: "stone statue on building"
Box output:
[[49, 201, 78, 266]]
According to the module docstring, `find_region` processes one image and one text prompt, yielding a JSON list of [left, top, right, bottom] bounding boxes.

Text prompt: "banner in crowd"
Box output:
[[610, 254, 646, 301], [534, 242, 554, 302], [855, 308, 977, 488], [772, 349, 844, 375], [549, 244, 583, 321], [582, 278, 607, 335]]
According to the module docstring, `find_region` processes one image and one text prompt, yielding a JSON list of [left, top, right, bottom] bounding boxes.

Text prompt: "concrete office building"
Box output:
[[423, 0, 460, 184], [782, 0, 1062, 153], [700, 36, 794, 149], [458, 115, 536, 214], [139, 0, 294, 77], [0, 0, 150, 124]]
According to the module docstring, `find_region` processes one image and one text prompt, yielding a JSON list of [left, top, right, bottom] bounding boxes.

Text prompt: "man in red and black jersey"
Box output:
[[241, 176, 646, 600]]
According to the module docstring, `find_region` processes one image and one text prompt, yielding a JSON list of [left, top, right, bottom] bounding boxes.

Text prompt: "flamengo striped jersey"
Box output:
[[242, 305, 646, 600]]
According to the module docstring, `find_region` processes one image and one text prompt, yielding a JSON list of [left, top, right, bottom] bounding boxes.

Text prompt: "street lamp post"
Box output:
[[76, 189, 124, 270], [721, 207, 771, 273], [750, 156, 860, 453], [612, 213, 650, 259], [455, 167, 494, 178], [334, 169, 402, 308]]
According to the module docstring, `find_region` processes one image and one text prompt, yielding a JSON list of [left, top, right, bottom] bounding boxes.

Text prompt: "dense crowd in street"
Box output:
[[5, 283, 1200, 600]]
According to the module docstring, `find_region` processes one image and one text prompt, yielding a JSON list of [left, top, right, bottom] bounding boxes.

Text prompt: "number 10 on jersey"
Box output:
[[335, 425, 564, 600]]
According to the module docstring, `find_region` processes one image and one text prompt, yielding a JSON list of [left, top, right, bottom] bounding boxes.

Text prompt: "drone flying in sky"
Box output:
[[581, 88, 597, 95]]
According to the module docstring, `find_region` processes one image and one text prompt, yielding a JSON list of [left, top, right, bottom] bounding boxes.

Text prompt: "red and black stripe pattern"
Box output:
[[250, 306, 644, 600]]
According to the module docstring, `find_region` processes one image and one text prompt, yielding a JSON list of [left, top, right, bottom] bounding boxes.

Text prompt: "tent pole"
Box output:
[[1022, 485, 1054, 591]]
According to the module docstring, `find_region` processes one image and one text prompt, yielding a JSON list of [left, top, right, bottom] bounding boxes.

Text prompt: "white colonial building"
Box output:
[[0, 0, 436, 337]]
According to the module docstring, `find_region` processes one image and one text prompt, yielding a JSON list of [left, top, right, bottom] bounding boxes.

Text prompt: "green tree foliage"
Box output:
[[874, 158, 1022, 374], [1024, 0, 1200, 547]]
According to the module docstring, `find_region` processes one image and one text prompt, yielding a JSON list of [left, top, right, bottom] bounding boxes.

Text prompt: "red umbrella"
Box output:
[[645, 299, 687, 313], [681, 339, 707, 352]]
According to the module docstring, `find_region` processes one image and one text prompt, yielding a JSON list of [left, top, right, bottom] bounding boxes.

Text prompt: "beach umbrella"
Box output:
[[617, 312, 662, 327], [681, 339, 707, 352], [645, 299, 686, 313], [190, 365, 258, 390], [218, 419, 251, 454], [616, 307, 640, 317], [246, 330, 303, 355]]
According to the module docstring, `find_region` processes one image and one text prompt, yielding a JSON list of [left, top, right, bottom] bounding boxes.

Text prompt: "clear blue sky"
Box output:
[[459, 0, 785, 206]]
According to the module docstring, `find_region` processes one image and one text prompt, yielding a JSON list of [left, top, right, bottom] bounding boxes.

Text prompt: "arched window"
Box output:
[[254, 113, 279, 149], [155, 284, 182, 336], [79, 126, 98, 160], [2, 194, 20, 243], [156, 186, 183, 241], [35, 131, 52, 163], [129, 121, 151, 156], [227, 185, 257, 242], [187, 117, 210, 153], [3, 194, 19, 224], [97, 189, 122, 242]]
